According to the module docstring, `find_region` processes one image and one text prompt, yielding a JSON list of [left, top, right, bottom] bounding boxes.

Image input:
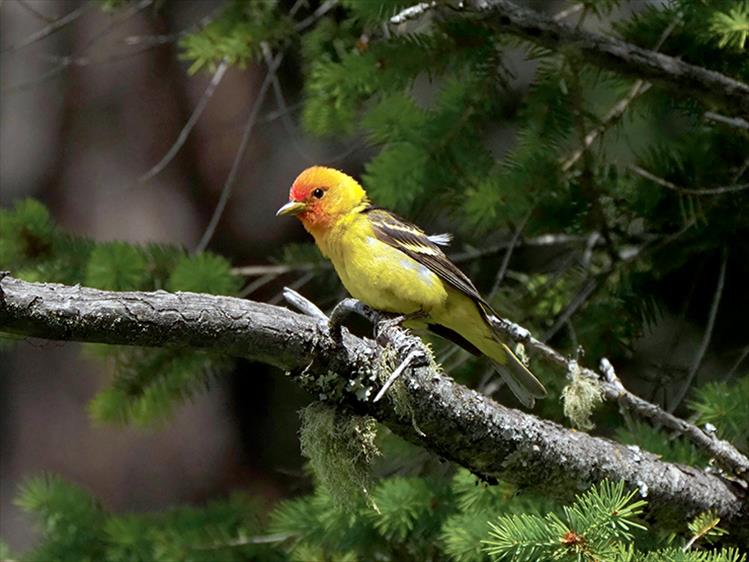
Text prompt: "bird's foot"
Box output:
[[327, 298, 377, 343], [375, 310, 426, 345]]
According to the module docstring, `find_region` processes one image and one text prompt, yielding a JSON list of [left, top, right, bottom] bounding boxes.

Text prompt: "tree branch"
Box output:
[[0, 275, 747, 538], [393, 0, 749, 116]]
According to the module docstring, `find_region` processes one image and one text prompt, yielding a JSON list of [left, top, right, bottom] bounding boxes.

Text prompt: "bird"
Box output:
[[276, 166, 547, 407]]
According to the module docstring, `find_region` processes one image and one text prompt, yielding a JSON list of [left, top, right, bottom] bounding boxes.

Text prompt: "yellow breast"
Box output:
[[312, 213, 448, 314]]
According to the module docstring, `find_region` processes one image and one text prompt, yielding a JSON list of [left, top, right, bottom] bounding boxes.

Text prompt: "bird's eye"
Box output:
[[312, 188, 325, 199]]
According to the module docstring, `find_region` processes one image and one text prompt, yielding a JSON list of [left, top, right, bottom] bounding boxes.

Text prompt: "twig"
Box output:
[[488, 315, 749, 478], [541, 276, 599, 343], [374, 349, 420, 402], [669, 249, 728, 412], [16, 0, 55, 22], [704, 111, 749, 131], [389, 2, 436, 25], [293, 0, 338, 32], [489, 212, 530, 297], [327, 298, 377, 340], [559, 17, 678, 172], [3, 1, 91, 53], [140, 59, 228, 182], [269, 271, 314, 305], [629, 164, 749, 196], [124, 3, 221, 47], [233, 264, 305, 276], [3, 0, 154, 95], [552, 3, 583, 22], [724, 344, 749, 382], [193, 532, 293, 550], [282, 287, 327, 321], [194, 52, 283, 253], [450, 233, 596, 263], [238, 273, 279, 299]]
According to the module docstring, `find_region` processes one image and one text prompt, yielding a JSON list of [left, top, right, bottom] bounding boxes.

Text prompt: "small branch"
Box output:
[[282, 287, 327, 321], [16, 0, 55, 22], [541, 276, 599, 343], [293, 0, 338, 33], [489, 212, 529, 297], [389, 2, 437, 25], [139, 59, 228, 183], [489, 315, 749, 480], [560, 16, 678, 172], [561, 82, 650, 172], [629, 165, 749, 196], [194, 51, 283, 253], [669, 249, 728, 412], [374, 349, 421, 402], [3, 2, 91, 53], [704, 111, 749, 131]]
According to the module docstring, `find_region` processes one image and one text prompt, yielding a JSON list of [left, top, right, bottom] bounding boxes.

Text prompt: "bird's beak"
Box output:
[[276, 201, 307, 217]]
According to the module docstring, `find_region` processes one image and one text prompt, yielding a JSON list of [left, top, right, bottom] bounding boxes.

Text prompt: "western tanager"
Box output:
[[277, 166, 547, 407]]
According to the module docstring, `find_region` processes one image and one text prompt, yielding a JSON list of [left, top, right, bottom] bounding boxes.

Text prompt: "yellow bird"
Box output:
[[277, 166, 547, 407]]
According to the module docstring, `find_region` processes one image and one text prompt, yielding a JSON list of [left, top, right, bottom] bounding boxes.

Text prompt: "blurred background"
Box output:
[[2, 0, 747, 554], [0, 0, 364, 550]]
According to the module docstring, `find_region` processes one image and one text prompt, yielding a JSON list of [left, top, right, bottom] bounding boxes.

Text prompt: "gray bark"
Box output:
[[1, 275, 747, 538], [418, 0, 749, 116]]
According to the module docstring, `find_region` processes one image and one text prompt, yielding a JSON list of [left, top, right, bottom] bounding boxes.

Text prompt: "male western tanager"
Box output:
[[277, 166, 547, 407]]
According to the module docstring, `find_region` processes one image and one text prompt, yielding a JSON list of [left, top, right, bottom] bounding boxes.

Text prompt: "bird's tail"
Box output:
[[489, 343, 547, 408]]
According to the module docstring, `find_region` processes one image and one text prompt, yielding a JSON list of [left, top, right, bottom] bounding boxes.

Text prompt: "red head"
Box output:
[[276, 166, 367, 231]]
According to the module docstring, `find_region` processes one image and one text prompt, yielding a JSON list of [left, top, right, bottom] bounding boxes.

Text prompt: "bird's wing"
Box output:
[[364, 207, 489, 307]]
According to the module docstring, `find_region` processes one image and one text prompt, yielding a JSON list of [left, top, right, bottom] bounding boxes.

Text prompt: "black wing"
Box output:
[[364, 207, 491, 309]]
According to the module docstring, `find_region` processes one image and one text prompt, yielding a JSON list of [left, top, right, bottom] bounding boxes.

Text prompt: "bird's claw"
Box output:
[[375, 310, 426, 344]]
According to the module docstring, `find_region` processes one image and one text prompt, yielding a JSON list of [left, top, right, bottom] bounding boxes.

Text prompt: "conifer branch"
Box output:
[[1, 275, 747, 538], [394, 0, 749, 116]]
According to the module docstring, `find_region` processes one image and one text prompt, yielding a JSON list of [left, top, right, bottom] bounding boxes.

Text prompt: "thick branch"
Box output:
[[408, 0, 749, 116], [1, 276, 747, 538]]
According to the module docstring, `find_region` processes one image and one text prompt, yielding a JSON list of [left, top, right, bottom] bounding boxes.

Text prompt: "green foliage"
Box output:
[[15, 474, 105, 562], [689, 376, 749, 452], [687, 510, 728, 548], [710, 3, 749, 50], [0, 198, 240, 427], [86, 242, 149, 290], [17, 472, 745, 562], [0, 198, 92, 283], [88, 348, 232, 426], [484, 480, 646, 561], [179, 0, 294, 74], [168, 253, 241, 295], [616, 421, 710, 466], [14, 474, 282, 562]]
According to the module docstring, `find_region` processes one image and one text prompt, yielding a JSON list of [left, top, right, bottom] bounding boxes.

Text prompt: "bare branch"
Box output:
[[3, 2, 91, 53], [704, 111, 749, 131], [194, 52, 283, 253], [16, 0, 55, 22], [488, 314, 749, 480], [629, 165, 749, 196], [489, 212, 529, 297], [140, 59, 228, 183], [670, 249, 728, 412]]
